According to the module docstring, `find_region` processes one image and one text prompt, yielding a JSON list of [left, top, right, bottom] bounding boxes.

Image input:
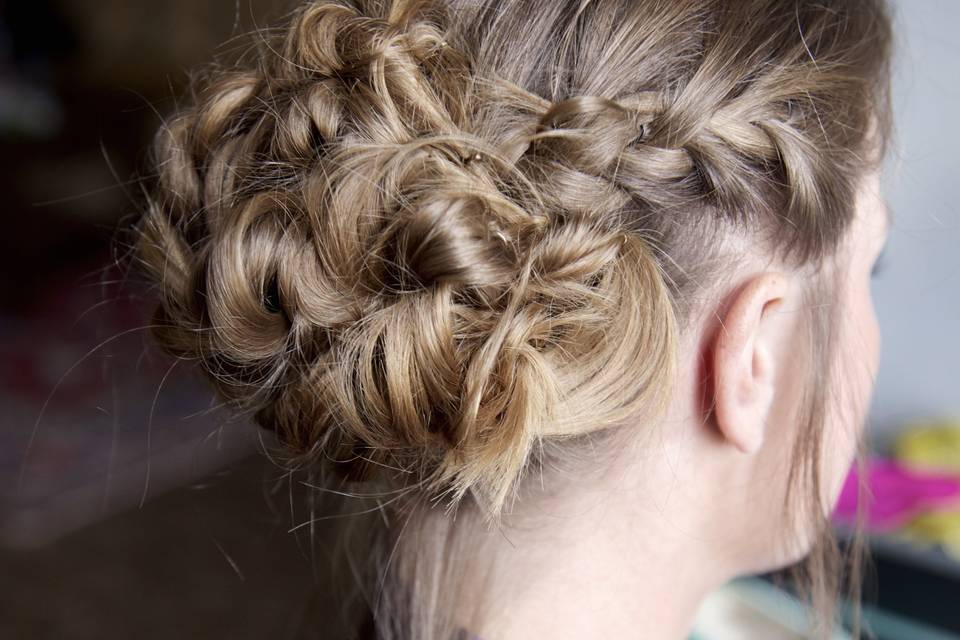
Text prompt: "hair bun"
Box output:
[[132, 0, 677, 521]]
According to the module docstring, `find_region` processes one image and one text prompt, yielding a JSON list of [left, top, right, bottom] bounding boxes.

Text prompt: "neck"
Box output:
[[452, 441, 737, 639]]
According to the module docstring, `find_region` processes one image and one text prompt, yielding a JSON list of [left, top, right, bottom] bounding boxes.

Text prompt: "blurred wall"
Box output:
[[870, 0, 960, 440]]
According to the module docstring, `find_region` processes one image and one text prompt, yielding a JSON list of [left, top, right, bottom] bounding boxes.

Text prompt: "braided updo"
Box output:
[[132, 0, 890, 528]]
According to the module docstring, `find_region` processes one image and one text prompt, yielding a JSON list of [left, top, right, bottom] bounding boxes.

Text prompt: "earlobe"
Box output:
[[710, 273, 790, 455]]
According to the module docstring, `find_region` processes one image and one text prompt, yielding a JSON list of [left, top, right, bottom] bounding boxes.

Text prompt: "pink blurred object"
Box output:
[[832, 457, 960, 532]]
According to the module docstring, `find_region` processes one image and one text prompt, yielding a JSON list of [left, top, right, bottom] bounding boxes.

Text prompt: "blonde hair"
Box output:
[[130, 0, 892, 637]]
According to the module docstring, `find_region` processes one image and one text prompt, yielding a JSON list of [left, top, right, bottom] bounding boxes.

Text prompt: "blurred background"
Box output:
[[0, 1, 957, 638]]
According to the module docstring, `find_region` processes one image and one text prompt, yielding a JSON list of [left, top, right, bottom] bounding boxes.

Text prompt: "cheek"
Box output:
[[824, 287, 881, 508], [854, 287, 882, 414], [770, 278, 883, 563]]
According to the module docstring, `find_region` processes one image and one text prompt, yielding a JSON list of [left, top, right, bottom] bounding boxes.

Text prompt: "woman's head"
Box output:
[[131, 0, 892, 636], [671, 163, 890, 573]]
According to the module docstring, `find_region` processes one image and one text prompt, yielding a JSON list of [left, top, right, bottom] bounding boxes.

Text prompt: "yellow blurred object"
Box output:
[[894, 419, 960, 474], [900, 509, 960, 560]]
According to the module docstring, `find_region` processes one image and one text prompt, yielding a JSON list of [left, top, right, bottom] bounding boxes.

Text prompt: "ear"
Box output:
[[711, 272, 791, 455]]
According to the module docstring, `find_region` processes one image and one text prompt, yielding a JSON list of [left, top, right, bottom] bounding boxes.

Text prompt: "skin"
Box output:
[[458, 167, 891, 639]]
